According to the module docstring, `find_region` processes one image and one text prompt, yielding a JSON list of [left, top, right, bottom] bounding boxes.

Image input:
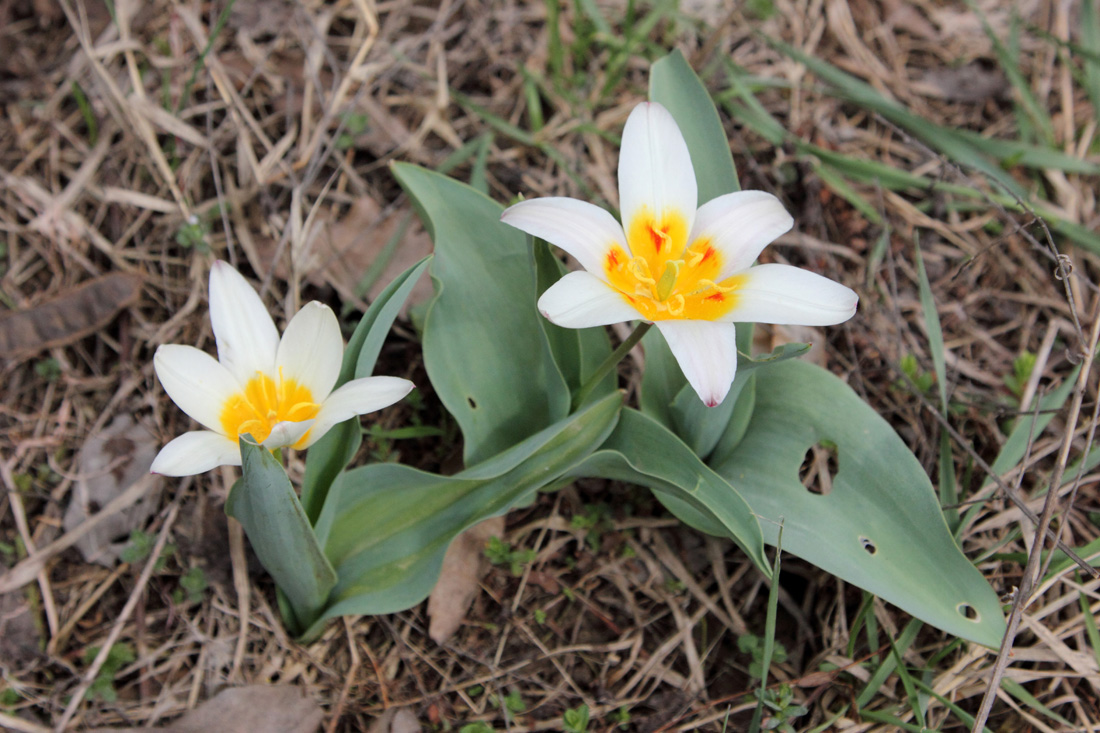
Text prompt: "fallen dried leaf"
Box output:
[[63, 415, 164, 567], [89, 685, 322, 733], [753, 324, 826, 368], [0, 588, 40, 667], [427, 516, 504, 643], [256, 196, 433, 314], [917, 64, 1009, 103], [367, 708, 421, 733], [0, 272, 141, 360]]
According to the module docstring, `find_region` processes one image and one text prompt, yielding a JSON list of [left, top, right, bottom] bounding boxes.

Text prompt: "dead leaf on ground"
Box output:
[[62, 415, 164, 567], [427, 516, 504, 644], [89, 684, 322, 733], [367, 708, 421, 733], [916, 64, 1009, 103], [753, 324, 827, 368], [0, 587, 41, 667], [0, 272, 141, 361], [256, 196, 433, 315]]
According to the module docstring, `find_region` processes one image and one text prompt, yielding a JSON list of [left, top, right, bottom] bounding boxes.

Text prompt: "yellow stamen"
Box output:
[[695, 279, 738, 294], [666, 294, 685, 316], [220, 372, 321, 446], [605, 210, 739, 322], [629, 257, 656, 285]]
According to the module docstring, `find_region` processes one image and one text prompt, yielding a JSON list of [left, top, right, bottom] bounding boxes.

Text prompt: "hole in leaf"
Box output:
[[957, 603, 979, 621], [859, 536, 877, 555], [799, 440, 838, 496], [467, 396, 477, 409]]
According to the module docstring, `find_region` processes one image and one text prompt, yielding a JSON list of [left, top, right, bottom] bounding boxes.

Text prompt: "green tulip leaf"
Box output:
[[393, 163, 570, 466], [300, 257, 431, 522], [302, 392, 622, 640], [650, 49, 740, 203], [568, 408, 768, 573], [532, 240, 614, 399], [709, 359, 1006, 647], [228, 438, 338, 635]]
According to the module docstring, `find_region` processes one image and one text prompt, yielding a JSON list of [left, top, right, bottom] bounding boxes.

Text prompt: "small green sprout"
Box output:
[[174, 566, 208, 604], [757, 683, 808, 732], [562, 703, 590, 732], [1004, 351, 1037, 399], [896, 353, 935, 394], [484, 537, 536, 576], [175, 214, 209, 252], [459, 723, 494, 733], [738, 633, 789, 681], [83, 643, 135, 702], [34, 358, 61, 382]]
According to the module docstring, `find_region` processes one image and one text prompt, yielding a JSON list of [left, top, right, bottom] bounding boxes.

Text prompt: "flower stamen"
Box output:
[[666, 294, 685, 316], [629, 257, 656, 285]]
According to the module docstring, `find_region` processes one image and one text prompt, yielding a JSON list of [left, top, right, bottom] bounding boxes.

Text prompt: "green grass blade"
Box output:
[[999, 678, 1075, 728], [913, 237, 947, 412], [856, 618, 921, 709], [749, 531, 784, 733], [1079, 576, 1100, 669], [965, 0, 1054, 144], [1083, 0, 1100, 123]]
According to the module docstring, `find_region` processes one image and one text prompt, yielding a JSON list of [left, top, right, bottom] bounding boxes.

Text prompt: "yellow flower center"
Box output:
[[219, 369, 320, 448], [604, 207, 744, 321]]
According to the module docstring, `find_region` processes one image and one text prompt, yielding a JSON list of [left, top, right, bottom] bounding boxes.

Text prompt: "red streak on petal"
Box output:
[[705, 293, 725, 303]]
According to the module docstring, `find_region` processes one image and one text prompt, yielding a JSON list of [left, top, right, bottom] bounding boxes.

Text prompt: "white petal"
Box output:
[[276, 301, 342, 400], [537, 271, 643, 328], [724, 264, 858, 326], [656, 320, 739, 408], [261, 419, 316, 449], [150, 431, 241, 476], [618, 102, 698, 238], [501, 197, 629, 275], [154, 344, 241, 433], [688, 191, 794, 278], [208, 261, 280, 386], [304, 376, 415, 448]]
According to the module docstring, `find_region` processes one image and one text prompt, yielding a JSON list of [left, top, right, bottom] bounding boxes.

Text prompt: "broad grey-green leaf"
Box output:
[[670, 369, 748, 460], [393, 163, 570, 466], [638, 326, 683, 429], [568, 408, 768, 573], [650, 49, 739, 203], [300, 257, 430, 522], [709, 360, 1005, 647], [301, 392, 622, 639], [228, 438, 337, 635], [532, 240, 614, 398]]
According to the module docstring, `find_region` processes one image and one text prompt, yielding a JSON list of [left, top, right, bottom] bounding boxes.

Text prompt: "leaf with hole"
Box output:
[[710, 360, 1005, 647]]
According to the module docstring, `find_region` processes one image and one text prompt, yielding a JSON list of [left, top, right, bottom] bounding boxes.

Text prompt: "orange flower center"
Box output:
[[219, 369, 320, 448], [604, 207, 743, 321]]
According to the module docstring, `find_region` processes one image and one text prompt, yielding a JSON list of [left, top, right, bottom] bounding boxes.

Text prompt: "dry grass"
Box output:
[[1, 0, 1099, 730]]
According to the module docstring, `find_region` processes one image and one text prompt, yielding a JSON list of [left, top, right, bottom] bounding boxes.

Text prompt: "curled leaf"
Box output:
[[0, 272, 141, 359]]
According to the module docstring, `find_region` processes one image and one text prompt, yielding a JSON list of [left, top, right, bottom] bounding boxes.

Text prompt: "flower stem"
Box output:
[[572, 322, 653, 410]]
